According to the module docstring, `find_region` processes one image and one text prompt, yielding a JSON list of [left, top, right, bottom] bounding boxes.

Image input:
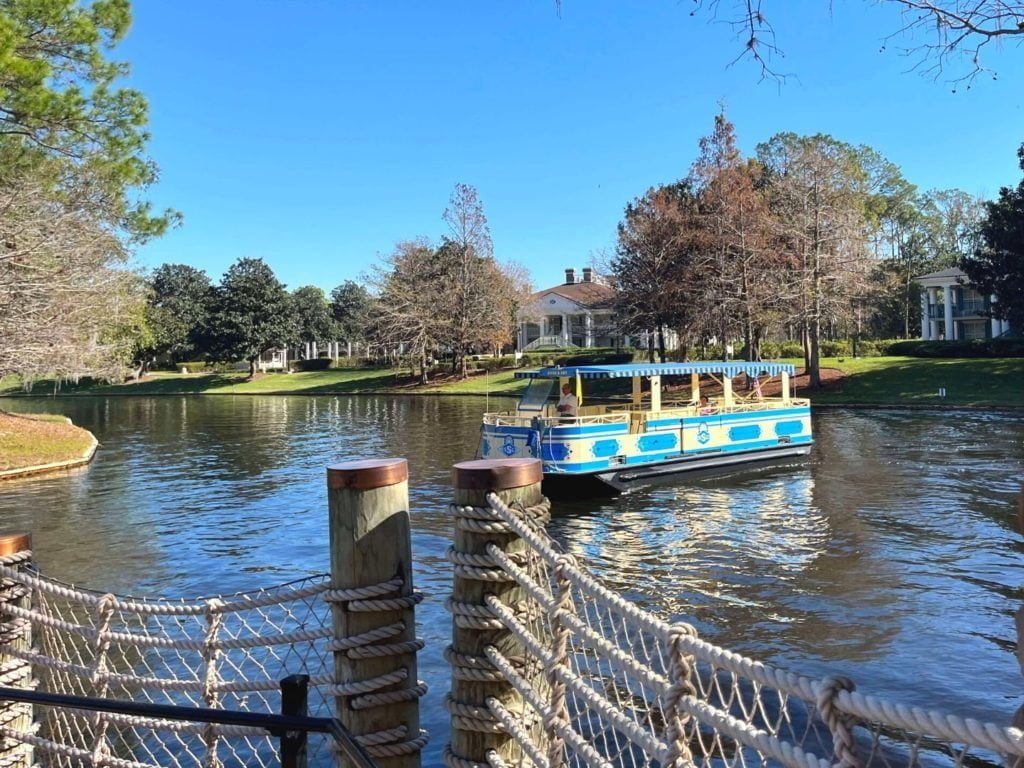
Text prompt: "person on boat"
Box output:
[[699, 394, 718, 415], [556, 383, 578, 420]]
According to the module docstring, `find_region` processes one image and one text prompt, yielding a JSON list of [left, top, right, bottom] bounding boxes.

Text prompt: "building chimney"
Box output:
[[582, 267, 593, 283], [565, 268, 576, 285]]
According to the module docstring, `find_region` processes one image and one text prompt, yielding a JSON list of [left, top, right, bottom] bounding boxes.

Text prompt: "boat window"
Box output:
[[517, 378, 554, 413]]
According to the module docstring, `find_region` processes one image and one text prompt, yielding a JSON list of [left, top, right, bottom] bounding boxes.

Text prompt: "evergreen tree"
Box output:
[[146, 264, 212, 364], [292, 286, 336, 352], [330, 281, 374, 354], [961, 144, 1024, 334], [205, 258, 296, 376]]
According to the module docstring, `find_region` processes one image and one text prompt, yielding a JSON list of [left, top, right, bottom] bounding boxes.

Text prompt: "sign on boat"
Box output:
[[479, 361, 813, 494]]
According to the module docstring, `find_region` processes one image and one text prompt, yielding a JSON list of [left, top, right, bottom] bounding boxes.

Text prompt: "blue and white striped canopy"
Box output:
[[514, 361, 796, 380]]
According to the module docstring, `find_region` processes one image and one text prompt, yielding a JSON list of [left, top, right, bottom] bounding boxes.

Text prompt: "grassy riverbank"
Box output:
[[0, 412, 96, 472], [1, 356, 1022, 407]]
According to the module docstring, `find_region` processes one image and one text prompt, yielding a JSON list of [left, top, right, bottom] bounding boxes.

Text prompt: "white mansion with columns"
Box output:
[[517, 267, 618, 349], [516, 267, 676, 350], [917, 267, 1013, 341]]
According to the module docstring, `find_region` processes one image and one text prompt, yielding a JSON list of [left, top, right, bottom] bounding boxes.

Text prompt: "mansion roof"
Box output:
[[531, 280, 615, 310], [915, 266, 966, 282]]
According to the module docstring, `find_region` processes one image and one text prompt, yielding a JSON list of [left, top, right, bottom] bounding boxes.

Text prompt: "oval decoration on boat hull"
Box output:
[[638, 433, 678, 452], [728, 425, 762, 441], [592, 439, 621, 458], [774, 421, 805, 437]]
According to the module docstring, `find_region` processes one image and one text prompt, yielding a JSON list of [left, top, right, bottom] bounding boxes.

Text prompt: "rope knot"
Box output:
[[817, 676, 861, 768], [553, 553, 578, 578]]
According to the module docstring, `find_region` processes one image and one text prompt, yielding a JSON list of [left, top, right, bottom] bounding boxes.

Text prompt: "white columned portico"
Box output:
[[943, 285, 954, 340], [561, 314, 570, 346], [930, 288, 940, 340], [584, 313, 593, 348]]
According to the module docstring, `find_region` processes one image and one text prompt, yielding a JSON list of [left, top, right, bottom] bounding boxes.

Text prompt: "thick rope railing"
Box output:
[[0, 549, 433, 765], [466, 492, 1024, 768], [323, 577, 429, 756]]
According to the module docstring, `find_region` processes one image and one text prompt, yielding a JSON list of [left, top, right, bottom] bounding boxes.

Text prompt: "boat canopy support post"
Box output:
[[781, 372, 790, 404], [632, 376, 642, 408], [723, 375, 733, 408], [649, 375, 661, 412], [690, 373, 700, 403]]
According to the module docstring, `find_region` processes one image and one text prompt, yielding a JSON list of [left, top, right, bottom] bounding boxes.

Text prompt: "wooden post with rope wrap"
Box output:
[[446, 458, 546, 768], [327, 460, 422, 768], [0, 533, 34, 768]]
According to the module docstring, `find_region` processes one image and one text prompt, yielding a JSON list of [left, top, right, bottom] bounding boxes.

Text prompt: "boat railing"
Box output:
[[482, 411, 631, 428], [484, 398, 809, 428], [650, 397, 810, 418]]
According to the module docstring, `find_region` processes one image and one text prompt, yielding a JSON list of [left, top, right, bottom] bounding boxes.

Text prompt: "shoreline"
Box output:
[[2, 387, 1021, 412], [0, 416, 99, 482], [3, 356, 1023, 410]]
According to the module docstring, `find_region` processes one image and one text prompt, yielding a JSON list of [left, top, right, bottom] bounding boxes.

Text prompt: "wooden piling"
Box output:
[[0, 533, 33, 768], [327, 460, 420, 768], [448, 458, 544, 767]]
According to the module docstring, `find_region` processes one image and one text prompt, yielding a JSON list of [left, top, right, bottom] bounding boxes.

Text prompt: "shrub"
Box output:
[[853, 340, 879, 357], [561, 351, 634, 366], [776, 342, 804, 358], [820, 339, 852, 357], [292, 358, 331, 371], [330, 356, 363, 368], [884, 338, 1024, 358]]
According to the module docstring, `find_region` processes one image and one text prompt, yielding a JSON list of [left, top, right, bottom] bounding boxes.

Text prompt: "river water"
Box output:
[[0, 395, 1021, 758]]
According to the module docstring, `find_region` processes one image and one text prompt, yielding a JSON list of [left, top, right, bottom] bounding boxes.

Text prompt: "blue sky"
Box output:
[[122, 1, 1024, 292]]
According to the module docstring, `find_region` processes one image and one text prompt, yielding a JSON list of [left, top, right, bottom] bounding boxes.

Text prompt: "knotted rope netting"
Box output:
[[444, 492, 1024, 768], [0, 552, 427, 768]]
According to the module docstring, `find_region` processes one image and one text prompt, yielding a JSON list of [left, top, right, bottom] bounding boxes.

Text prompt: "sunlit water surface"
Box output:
[[0, 395, 1021, 761]]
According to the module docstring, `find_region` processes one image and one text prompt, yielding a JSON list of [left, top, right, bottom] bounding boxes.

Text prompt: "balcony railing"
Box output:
[[956, 299, 987, 316], [926, 300, 988, 319]]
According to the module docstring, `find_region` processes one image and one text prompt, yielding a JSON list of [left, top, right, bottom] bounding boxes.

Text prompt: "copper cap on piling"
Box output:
[[0, 533, 31, 556], [327, 459, 408, 491], [452, 459, 542, 491]]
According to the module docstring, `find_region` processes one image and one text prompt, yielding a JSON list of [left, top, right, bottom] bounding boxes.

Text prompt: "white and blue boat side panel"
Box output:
[[479, 406, 812, 475], [681, 406, 812, 455]]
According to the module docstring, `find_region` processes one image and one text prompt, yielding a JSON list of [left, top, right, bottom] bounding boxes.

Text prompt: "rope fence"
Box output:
[[0, 456, 1018, 768], [0, 550, 426, 767], [441, 460, 1024, 768]]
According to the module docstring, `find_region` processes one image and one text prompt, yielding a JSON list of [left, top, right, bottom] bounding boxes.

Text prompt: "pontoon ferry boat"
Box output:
[[479, 362, 812, 494]]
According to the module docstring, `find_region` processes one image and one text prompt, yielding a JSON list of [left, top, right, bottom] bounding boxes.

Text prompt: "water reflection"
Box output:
[[0, 396, 1020, 746]]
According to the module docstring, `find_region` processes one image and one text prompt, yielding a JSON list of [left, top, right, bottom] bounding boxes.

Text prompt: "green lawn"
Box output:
[[0, 411, 95, 470], [788, 356, 1024, 407], [0, 368, 528, 397], [2, 357, 1022, 407]]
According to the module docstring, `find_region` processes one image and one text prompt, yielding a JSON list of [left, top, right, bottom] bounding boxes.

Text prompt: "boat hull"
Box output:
[[541, 442, 812, 497], [480, 402, 814, 497]]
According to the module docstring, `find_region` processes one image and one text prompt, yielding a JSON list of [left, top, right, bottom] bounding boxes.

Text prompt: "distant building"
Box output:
[[517, 267, 676, 350], [917, 267, 1013, 341], [517, 267, 618, 349]]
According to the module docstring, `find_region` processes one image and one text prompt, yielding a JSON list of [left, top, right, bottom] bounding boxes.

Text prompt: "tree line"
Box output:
[[609, 110, 1015, 387], [3, 2, 1022, 390], [139, 183, 530, 381]]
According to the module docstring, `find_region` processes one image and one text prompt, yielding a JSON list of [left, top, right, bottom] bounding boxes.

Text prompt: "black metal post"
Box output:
[[279, 674, 309, 768]]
